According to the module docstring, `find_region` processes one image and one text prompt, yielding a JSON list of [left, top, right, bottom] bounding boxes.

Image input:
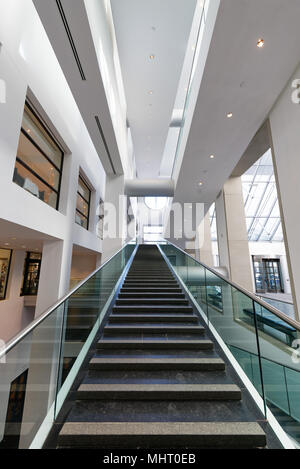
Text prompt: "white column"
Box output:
[[102, 174, 126, 261], [35, 239, 72, 317], [195, 211, 213, 267], [215, 177, 253, 292], [268, 63, 300, 321]]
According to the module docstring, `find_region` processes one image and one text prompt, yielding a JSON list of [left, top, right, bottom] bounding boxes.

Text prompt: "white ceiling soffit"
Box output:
[[110, 0, 197, 179], [33, 0, 123, 175], [174, 0, 300, 205]]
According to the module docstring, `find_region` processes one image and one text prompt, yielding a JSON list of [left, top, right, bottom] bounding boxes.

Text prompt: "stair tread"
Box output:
[[90, 357, 223, 364], [78, 383, 241, 393], [59, 421, 266, 438]]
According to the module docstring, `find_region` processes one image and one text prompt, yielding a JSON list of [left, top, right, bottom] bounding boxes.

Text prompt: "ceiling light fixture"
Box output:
[[210, 154, 215, 159], [198, 182, 203, 186], [257, 38, 265, 48], [227, 112, 233, 118], [4, 243, 10, 246], [149, 54, 155, 60], [149, 90, 153, 95]]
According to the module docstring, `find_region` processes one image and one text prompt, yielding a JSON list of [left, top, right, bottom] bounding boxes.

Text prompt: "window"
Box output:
[[13, 102, 64, 210], [21, 252, 42, 296], [0, 248, 12, 300], [75, 175, 91, 230], [143, 225, 164, 242]]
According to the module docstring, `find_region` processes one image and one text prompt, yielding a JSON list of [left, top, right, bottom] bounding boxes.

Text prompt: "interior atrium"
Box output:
[[1, 0, 300, 452]]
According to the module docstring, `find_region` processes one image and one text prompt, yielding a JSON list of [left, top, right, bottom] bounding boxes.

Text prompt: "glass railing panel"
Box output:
[[285, 366, 300, 422], [261, 358, 290, 415], [0, 304, 64, 449], [0, 242, 136, 449], [159, 244, 262, 395], [160, 241, 300, 439], [55, 245, 135, 412], [253, 300, 300, 422]]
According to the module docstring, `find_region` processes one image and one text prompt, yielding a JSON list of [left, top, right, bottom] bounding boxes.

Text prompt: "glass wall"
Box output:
[[13, 102, 64, 210], [75, 175, 91, 230], [0, 248, 12, 300]]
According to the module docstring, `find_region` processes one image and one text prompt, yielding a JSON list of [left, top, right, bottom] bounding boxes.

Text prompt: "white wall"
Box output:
[[269, 62, 300, 319], [0, 251, 27, 342], [0, 0, 107, 338]]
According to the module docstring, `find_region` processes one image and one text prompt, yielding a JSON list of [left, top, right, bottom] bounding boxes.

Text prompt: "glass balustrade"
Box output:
[[159, 241, 300, 443], [0, 242, 136, 449]]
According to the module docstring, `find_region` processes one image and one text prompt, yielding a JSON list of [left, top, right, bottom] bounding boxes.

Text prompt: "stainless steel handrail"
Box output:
[[0, 241, 136, 358], [161, 240, 300, 332]]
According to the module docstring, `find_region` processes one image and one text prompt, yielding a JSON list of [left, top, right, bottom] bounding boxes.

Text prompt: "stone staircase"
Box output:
[[56, 244, 269, 449]]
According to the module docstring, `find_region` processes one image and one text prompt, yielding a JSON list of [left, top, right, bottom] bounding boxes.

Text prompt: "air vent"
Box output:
[[95, 116, 116, 175], [56, 0, 86, 81]]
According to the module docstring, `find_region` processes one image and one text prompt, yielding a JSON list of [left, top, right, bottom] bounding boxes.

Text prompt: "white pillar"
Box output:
[[215, 177, 253, 292], [35, 239, 72, 317], [268, 63, 300, 320], [102, 175, 126, 261], [195, 211, 213, 267]]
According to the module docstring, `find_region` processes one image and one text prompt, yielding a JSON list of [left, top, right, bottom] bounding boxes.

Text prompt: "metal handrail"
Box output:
[[161, 240, 300, 332], [0, 241, 135, 358]]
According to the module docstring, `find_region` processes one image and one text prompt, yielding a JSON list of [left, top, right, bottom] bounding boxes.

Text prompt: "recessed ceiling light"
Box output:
[[227, 112, 233, 118], [210, 154, 215, 159], [198, 182, 203, 186], [149, 90, 153, 95], [149, 54, 155, 60], [257, 38, 265, 48]]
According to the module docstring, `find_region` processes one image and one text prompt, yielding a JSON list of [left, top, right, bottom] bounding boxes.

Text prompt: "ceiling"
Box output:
[[0, 218, 58, 252], [111, 0, 197, 178], [174, 0, 300, 207]]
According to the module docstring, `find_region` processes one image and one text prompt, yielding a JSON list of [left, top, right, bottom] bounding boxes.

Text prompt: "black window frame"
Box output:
[[13, 101, 64, 211], [0, 248, 12, 301], [75, 174, 91, 230]]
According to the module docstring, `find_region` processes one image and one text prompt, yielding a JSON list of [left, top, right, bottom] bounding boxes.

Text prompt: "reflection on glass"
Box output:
[[14, 162, 58, 209], [13, 102, 63, 210], [75, 176, 91, 230]]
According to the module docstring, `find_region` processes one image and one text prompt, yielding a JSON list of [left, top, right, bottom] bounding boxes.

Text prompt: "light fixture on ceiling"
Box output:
[[149, 54, 155, 60], [198, 182, 203, 186], [227, 112, 233, 118], [4, 243, 10, 246], [149, 90, 153, 95], [210, 154, 215, 159], [257, 38, 265, 48]]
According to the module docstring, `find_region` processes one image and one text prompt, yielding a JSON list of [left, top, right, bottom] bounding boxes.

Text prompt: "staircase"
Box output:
[[56, 245, 269, 449]]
